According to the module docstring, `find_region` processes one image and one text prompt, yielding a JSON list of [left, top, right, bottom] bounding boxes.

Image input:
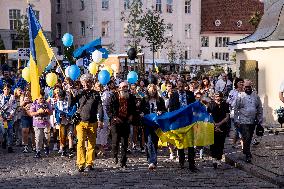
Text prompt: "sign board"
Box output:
[[17, 48, 30, 60]]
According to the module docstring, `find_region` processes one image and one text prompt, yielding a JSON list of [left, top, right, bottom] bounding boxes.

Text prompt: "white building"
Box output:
[[0, 0, 52, 50], [51, 0, 201, 70]]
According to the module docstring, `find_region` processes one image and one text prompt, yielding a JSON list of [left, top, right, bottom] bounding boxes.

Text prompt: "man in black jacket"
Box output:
[[107, 81, 136, 168], [168, 81, 197, 172], [75, 74, 104, 172]]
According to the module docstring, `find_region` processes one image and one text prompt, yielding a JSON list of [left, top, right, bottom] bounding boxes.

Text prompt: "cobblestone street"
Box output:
[[0, 146, 278, 189]]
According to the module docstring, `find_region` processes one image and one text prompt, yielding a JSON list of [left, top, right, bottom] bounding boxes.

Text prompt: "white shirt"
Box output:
[[215, 79, 232, 93]]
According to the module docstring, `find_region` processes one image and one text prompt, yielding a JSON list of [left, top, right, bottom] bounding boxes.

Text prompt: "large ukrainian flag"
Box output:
[[28, 5, 53, 101], [143, 101, 214, 149]]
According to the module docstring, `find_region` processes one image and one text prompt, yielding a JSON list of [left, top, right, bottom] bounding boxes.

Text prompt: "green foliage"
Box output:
[[121, 0, 144, 51], [249, 11, 262, 29], [165, 39, 177, 65], [16, 15, 30, 48], [140, 7, 167, 66], [206, 66, 225, 77]]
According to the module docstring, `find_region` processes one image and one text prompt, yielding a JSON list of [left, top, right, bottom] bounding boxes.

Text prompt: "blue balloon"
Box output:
[[68, 65, 81, 81], [127, 71, 138, 84], [62, 33, 74, 47], [99, 48, 109, 59], [98, 70, 110, 85]]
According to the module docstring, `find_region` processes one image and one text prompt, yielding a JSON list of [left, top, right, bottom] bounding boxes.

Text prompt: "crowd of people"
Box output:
[[0, 65, 263, 173]]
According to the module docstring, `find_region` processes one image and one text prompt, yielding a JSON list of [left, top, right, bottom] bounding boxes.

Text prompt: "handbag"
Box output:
[[256, 123, 264, 136]]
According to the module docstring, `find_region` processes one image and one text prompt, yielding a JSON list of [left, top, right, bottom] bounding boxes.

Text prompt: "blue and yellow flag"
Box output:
[[143, 101, 214, 149], [154, 62, 159, 73], [28, 5, 53, 100]]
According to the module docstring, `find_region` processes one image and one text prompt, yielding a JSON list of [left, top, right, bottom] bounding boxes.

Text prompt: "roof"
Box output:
[[230, 0, 284, 45], [201, 0, 264, 34]]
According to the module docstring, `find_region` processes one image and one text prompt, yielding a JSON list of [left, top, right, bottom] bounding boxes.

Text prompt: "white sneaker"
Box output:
[[148, 163, 156, 170], [169, 153, 175, 160], [23, 146, 29, 153], [53, 144, 58, 151]]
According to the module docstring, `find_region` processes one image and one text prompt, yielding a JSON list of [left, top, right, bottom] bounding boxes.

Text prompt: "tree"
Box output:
[[141, 7, 167, 68], [121, 0, 144, 51], [16, 15, 30, 48], [165, 38, 177, 71], [176, 40, 187, 71], [249, 11, 262, 29]]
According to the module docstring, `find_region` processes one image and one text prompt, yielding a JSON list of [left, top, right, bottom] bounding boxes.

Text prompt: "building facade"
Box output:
[[200, 0, 264, 63], [0, 0, 52, 50], [51, 0, 201, 70]]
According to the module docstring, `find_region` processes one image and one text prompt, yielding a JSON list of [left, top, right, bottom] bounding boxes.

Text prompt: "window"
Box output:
[[56, 0, 61, 13], [124, 0, 130, 10], [123, 23, 129, 37], [34, 10, 40, 20], [67, 22, 73, 33], [185, 0, 191, 14], [166, 23, 173, 37], [80, 21, 85, 36], [102, 21, 110, 37], [56, 23, 62, 39], [9, 9, 21, 30], [185, 47, 191, 60], [201, 36, 209, 47], [215, 37, 229, 47], [102, 0, 109, 9], [154, 49, 161, 59], [214, 52, 229, 61], [80, 0, 85, 10], [67, 0, 72, 12], [166, 0, 173, 13], [185, 24, 191, 38], [156, 0, 162, 12]]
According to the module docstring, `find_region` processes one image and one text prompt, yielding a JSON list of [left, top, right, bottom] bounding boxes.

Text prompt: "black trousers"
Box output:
[[111, 121, 130, 165], [210, 131, 226, 160], [240, 124, 256, 157], [178, 147, 195, 167]]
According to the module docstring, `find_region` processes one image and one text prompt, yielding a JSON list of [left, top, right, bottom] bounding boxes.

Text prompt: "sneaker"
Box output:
[[213, 159, 218, 169], [58, 149, 63, 154], [68, 148, 74, 158], [44, 147, 49, 156], [23, 146, 29, 153], [85, 165, 95, 172], [77, 167, 84, 173], [148, 163, 156, 170], [53, 144, 58, 151], [61, 151, 67, 157], [34, 151, 41, 158], [252, 138, 260, 145], [169, 153, 175, 160], [245, 156, 252, 163], [7, 147, 14, 153]]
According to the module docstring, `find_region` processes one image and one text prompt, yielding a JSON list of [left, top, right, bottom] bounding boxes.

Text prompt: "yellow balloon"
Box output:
[[89, 62, 99, 75], [22, 67, 31, 83], [46, 73, 58, 87], [103, 66, 113, 76], [161, 83, 166, 92]]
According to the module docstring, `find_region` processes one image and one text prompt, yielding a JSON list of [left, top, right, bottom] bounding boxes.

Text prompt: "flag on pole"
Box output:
[[28, 5, 53, 100]]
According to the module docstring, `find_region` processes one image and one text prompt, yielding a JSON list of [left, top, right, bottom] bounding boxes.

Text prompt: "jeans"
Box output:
[[111, 120, 130, 165], [240, 124, 256, 157], [145, 126, 158, 165], [76, 122, 97, 168], [34, 126, 50, 152], [0, 121, 14, 147]]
